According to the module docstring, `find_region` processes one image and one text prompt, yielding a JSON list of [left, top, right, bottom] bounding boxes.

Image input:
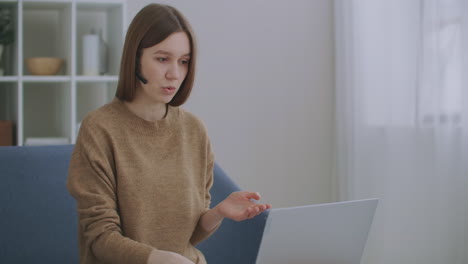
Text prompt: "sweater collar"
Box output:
[[111, 98, 178, 134]]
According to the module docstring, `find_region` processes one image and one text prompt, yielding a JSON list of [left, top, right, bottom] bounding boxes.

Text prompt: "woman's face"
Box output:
[[137, 31, 191, 105]]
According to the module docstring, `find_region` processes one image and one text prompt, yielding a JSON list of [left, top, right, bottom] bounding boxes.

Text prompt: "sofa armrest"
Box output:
[[197, 163, 268, 264]]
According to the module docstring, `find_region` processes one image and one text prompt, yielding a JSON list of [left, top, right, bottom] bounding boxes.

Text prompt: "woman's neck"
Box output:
[[124, 99, 168, 122]]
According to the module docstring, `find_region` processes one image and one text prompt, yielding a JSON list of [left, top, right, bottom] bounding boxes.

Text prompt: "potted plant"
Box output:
[[0, 7, 14, 75]]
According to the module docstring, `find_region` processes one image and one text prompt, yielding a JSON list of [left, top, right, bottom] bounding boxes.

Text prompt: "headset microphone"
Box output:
[[136, 72, 148, 84]]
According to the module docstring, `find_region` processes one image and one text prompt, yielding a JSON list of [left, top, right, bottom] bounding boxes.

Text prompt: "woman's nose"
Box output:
[[166, 63, 181, 80]]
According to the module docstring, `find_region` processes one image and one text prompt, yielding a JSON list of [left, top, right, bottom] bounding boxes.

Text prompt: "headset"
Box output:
[[135, 56, 169, 118], [135, 54, 148, 84], [135, 71, 148, 84]]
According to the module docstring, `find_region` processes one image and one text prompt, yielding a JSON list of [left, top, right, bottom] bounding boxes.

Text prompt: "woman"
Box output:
[[67, 3, 271, 264]]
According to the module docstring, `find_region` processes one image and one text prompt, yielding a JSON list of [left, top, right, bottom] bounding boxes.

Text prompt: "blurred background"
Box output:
[[129, 0, 336, 209]]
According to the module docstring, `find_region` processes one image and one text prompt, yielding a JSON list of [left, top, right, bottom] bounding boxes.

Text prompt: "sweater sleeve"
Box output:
[[67, 120, 153, 264], [190, 140, 221, 245]]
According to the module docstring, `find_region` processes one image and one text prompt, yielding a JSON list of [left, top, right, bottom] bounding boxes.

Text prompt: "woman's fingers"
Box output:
[[248, 207, 259, 218], [241, 191, 261, 201], [244, 206, 255, 219], [246, 204, 271, 218], [229, 191, 273, 219]]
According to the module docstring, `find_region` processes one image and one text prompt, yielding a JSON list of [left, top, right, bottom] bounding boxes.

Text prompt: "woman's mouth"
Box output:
[[162, 86, 176, 95]]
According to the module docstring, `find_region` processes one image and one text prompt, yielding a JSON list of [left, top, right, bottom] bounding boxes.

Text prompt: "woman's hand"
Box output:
[[147, 249, 194, 264], [215, 191, 272, 221]]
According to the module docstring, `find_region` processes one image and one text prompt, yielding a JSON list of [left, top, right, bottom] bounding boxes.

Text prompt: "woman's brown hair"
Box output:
[[115, 4, 196, 106]]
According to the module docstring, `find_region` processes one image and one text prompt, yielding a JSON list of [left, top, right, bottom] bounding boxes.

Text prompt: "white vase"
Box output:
[[82, 34, 99, 76]]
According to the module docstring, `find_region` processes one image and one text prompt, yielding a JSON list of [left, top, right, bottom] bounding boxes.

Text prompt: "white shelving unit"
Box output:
[[0, 0, 126, 145]]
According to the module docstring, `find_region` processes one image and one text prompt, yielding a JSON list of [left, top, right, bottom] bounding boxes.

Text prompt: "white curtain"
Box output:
[[334, 0, 468, 263]]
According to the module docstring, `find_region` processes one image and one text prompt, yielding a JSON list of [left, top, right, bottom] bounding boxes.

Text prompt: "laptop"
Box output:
[[255, 198, 379, 264]]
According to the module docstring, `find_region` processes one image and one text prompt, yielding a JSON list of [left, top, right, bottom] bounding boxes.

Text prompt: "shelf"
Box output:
[[22, 76, 71, 82], [76, 82, 115, 124], [0, 2, 18, 76], [23, 82, 71, 142], [0, 76, 18, 82], [23, 2, 72, 76], [22, 1, 73, 9], [0, 82, 18, 121], [76, 2, 124, 76], [1, 76, 117, 82], [75, 1, 123, 10], [3, 0, 125, 145], [24, 137, 69, 146], [75, 75, 118, 82]]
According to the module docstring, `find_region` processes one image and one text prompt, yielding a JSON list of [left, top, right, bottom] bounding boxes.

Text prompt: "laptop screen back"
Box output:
[[255, 199, 378, 264]]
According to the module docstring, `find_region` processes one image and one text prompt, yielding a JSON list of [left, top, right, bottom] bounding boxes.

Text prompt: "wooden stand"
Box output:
[[0, 120, 14, 146]]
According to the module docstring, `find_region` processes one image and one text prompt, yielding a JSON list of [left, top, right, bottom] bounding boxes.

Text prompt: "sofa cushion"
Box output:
[[0, 145, 78, 263]]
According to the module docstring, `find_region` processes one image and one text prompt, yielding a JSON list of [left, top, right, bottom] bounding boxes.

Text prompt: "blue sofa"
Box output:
[[0, 145, 268, 263]]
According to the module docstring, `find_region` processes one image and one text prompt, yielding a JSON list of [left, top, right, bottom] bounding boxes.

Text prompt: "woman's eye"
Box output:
[[157, 57, 168, 62], [181, 59, 190, 65]]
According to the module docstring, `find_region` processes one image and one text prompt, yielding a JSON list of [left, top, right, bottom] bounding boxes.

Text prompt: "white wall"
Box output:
[[128, 0, 335, 208]]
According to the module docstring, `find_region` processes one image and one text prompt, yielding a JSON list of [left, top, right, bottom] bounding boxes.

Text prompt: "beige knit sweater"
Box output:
[[67, 99, 216, 264]]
